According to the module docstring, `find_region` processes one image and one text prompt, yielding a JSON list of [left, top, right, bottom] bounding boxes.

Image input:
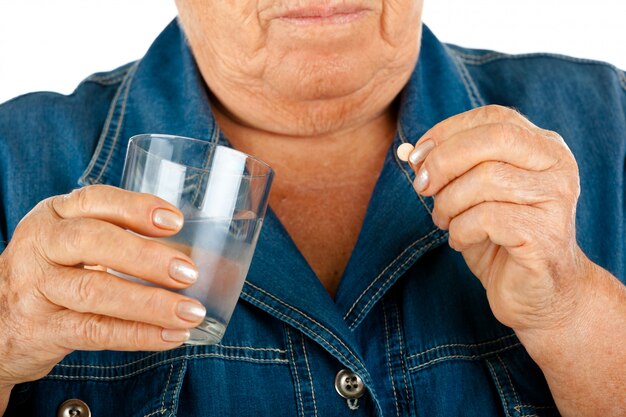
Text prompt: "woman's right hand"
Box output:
[[0, 185, 207, 393]]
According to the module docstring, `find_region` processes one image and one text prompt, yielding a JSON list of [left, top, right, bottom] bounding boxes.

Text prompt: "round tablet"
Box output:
[[396, 143, 415, 162]]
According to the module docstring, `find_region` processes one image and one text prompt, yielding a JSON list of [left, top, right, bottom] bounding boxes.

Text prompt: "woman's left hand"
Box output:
[[408, 105, 589, 334]]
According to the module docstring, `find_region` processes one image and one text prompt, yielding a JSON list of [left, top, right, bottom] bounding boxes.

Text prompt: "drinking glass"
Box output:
[[117, 134, 273, 345]]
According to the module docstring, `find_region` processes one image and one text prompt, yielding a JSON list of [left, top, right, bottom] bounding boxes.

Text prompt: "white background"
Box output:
[[1, 0, 625, 104]]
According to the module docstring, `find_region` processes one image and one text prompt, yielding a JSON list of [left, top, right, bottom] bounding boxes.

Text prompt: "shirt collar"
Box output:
[[77, 18, 477, 378]]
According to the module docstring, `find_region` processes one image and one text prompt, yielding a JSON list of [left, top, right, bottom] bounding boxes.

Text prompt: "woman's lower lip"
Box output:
[[279, 10, 368, 26]]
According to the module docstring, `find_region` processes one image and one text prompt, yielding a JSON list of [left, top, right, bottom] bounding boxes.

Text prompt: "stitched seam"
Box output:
[[451, 52, 480, 108], [454, 48, 614, 66], [57, 350, 162, 369], [497, 355, 521, 407], [79, 63, 138, 182], [447, 46, 486, 108], [161, 364, 174, 414], [349, 234, 447, 327], [382, 300, 401, 417], [242, 291, 367, 383], [286, 329, 305, 417], [169, 362, 185, 417], [514, 405, 557, 411], [143, 409, 166, 417], [344, 228, 440, 322], [217, 345, 286, 353], [450, 50, 505, 64], [486, 359, 512, 417], [461, 59, 487, 106], [92, 61, 140, 184], [395, 127, 433, 214], [393, 304, 412, 408], [85, 64, 136, 84], [56, 345, 285, 369], [300, 333, 319, 417], [46, 354, 288, 380], [407, 334, 517, 360], [407, 343, 522, 372], [450, 48, 626, 92], [86, 73, 129, 86], [245, 282, 367, 372]]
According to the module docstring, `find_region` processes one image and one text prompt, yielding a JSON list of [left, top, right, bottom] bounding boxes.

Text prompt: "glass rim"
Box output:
[[128, 133, 274, 179]]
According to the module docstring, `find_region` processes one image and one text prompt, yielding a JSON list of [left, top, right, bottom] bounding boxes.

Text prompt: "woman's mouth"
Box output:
[[278, 4, 370, 26]]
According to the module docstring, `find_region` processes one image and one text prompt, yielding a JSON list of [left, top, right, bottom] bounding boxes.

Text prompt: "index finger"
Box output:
[[47, 184, 183, 237], [420, 105, 538, 147]]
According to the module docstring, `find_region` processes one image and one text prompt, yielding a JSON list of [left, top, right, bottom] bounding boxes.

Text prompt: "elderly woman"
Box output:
[[0, 0, 625, 416]]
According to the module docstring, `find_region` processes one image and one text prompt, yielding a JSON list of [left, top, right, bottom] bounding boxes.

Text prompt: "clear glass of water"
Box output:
[[118, 133, 273, 345]]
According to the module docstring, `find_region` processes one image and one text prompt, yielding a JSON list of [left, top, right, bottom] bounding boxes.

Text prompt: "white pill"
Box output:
[[396, 143, 415, 162]]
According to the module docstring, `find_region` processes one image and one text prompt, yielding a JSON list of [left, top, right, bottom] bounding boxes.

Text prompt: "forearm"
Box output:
[[516, 261, 626, 417], [0, 384, 12, 416]]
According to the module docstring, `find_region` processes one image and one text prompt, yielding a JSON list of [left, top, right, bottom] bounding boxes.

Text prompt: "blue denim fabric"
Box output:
[[1, 19, 625, 417]]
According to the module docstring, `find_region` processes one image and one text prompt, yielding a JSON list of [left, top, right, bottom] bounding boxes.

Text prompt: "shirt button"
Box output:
[[334, 369, 365, 399], [57, 399, 91, 417]]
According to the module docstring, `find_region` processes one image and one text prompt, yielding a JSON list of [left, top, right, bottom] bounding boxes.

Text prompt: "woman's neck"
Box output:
[[211, 101, 398, 182], [211, 101, 398, 296]]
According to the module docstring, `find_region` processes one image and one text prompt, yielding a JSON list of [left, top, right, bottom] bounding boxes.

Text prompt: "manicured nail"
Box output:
[[153, 208, 183, 231], [176, 300, 206, 322], [408, 139, 435, 167], [413, 167, 429, 193], [162, 328, 190, 343], [169, 259, 199, 284]]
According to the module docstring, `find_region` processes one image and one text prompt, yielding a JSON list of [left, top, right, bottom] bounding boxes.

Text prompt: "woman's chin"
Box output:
[[264, 52, 379, 101], [269, 70, 374, 102]]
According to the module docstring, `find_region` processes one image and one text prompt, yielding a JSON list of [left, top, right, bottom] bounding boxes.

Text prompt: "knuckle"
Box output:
[[70, 187, 92, 214], [127, 322, 152, 350], [494, 122, 520, 146], [447, 217, 461, 238], [424, 150, 444, 177], [80, 314, 109, 346], [136, 239, 165, 268], [60, 218, 86, 253], [145, 288, 169, 316], [45, 194, 67, 220], [432, 192, 453, 222], [488, 161, 512, 186], [74, 273, 97, 309], [478, 204, 494, 227], [482, 104, 513, 120]]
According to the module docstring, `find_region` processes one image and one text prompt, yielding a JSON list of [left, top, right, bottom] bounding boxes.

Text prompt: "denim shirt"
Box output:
[[1, 20, 625, 417]]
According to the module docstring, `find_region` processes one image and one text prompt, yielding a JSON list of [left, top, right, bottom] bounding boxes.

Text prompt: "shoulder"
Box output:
[[445, 43, 626, 95], [444, 43, 626, 125], [0, 61, 136, 141], [442, 43, 626, 146], [0, 61, 137, 241]]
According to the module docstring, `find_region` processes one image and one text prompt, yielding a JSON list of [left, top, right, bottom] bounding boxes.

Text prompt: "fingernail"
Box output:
[[408, 139, 435, 166], [413, 167, 429, 193], [153, 208, 183, 231], [169, 259, 199, 284], [162, 328, 190, 343], [176, 300, 206, 322]]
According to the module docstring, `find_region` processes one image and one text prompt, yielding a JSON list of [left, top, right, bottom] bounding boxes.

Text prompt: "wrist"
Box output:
[[514, 255, 624, 369], [0, 383, 12, 414]]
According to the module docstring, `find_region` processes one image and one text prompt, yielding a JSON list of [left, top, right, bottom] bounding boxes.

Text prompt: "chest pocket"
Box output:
[[484, 347, 561, 417], [406, 334, 560, 417], [6, 349, 189, 417], [5, 303, 295, 417]]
